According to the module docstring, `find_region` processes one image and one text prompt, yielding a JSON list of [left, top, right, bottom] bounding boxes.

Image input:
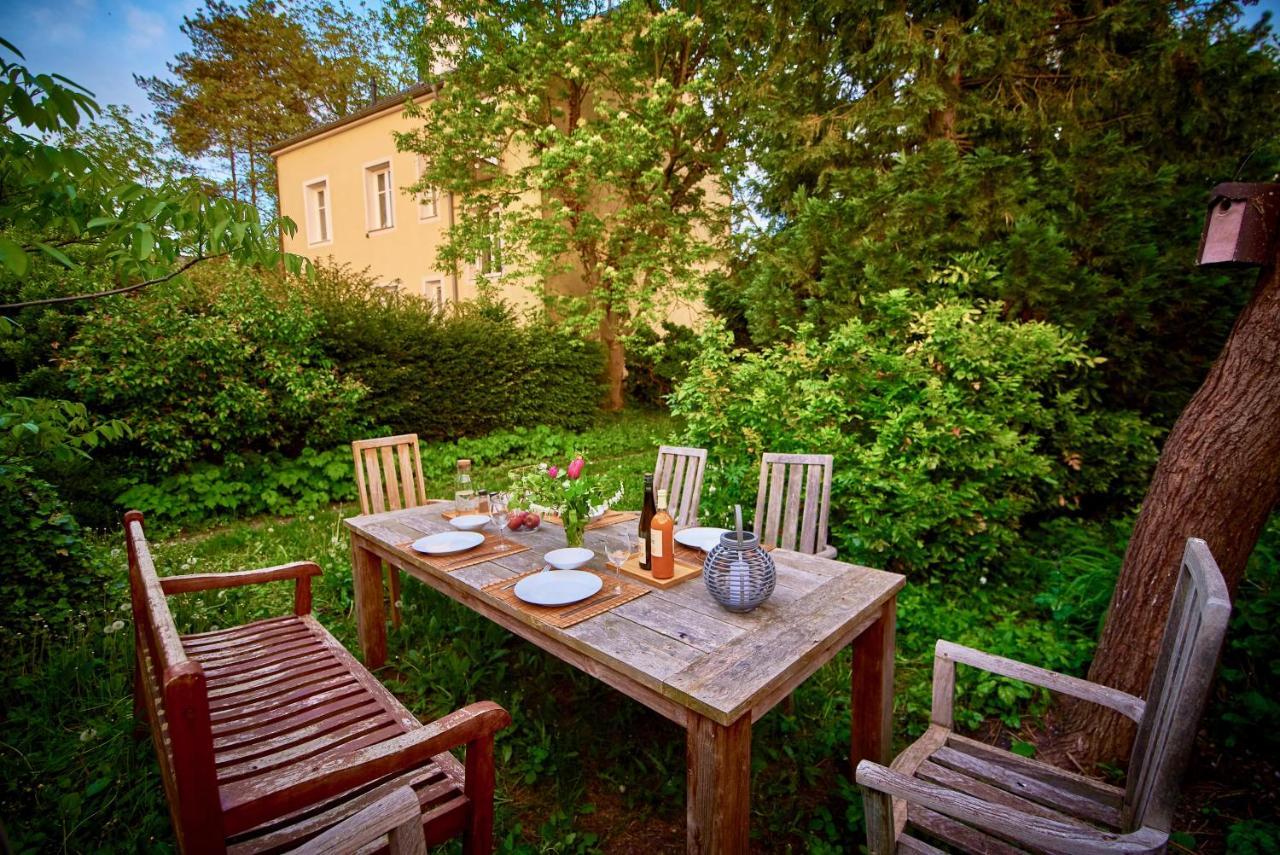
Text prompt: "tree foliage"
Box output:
[[388, 0, 741, 409], [723, 0, 1280, 423], [138, 0, 414, 212], [0, 39, 297, 305]]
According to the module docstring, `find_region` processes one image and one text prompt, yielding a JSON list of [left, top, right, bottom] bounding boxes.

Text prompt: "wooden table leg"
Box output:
[[686, 710, 751, 854], [851, 596, 896, 768], [351, 535, 388, 669]]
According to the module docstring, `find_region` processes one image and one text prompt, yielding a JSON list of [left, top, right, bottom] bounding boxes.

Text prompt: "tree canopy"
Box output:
[[388, 0, 744, 409], [722, 0, 1280, 424]]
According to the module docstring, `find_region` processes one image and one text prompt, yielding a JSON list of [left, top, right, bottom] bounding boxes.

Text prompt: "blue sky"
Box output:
[[6, 0, 1279, 132]]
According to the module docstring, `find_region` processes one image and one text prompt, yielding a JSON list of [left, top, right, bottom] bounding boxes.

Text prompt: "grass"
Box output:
[[1, 410, 1276, 852]]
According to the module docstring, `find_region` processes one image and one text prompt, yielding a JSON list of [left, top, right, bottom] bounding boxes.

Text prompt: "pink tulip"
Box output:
[[567, 457, 585, 480], [547, 465, 559, 479]]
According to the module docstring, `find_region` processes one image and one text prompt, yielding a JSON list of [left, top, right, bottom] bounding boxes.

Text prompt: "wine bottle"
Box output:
[[638, 474, 656, 571], [651, 488, 675, 580]]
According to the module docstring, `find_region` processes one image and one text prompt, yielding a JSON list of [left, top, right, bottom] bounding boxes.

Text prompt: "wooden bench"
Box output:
[[125, 510, 511, 854]]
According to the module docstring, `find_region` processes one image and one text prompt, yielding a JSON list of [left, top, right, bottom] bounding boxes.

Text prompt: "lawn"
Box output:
[[1, 410, 1275, 852]]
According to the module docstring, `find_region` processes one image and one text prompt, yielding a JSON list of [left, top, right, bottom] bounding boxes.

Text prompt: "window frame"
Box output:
[[423, 276, 446, 310], [477, 210, 504, 278], [303, 176, 332, 247], [363, 158, 396, 233], [417, 157, 439, 221]]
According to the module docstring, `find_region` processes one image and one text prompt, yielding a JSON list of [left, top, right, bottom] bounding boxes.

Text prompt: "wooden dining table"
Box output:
[[344, 503, 905, 853]]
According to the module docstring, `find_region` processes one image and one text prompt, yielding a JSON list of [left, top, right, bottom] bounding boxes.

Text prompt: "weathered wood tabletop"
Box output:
[[345, 503, 905, 853]]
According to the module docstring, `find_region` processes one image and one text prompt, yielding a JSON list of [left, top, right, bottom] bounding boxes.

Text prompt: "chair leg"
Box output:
[[462, 736, 497, 855], [388, 564, 402, 629], [861, 785, 896, 855]]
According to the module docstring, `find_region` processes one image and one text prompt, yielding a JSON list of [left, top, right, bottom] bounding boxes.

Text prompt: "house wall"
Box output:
[[272, 91, 714, 327]]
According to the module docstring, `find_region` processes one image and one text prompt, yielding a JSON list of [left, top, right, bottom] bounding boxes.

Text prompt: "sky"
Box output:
[[5, 0, 1280, 134]]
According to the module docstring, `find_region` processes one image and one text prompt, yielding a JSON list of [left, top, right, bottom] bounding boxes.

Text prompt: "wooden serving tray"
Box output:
[[395, 531, 528, 572], [609, 551, 702, 590]]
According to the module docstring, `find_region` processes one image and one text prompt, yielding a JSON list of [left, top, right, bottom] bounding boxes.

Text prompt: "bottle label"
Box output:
[[652, 534, 663, 559], [639, 540, 648, 564]]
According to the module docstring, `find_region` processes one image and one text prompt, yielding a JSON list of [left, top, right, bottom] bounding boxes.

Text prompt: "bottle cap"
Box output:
[[458, 459, 471, 469]]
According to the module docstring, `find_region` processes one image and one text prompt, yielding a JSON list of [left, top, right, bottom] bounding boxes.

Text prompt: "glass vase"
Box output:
[[562, 506, 587, 548]]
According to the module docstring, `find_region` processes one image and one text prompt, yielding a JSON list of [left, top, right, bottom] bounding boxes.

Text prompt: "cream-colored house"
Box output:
[[271, 83, 508, 309], [270, 84, 711, 325]]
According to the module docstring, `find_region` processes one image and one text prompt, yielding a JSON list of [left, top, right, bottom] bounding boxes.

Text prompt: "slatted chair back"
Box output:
[[653, 445, 708, 528], [352, 434, 428, 515], [753, 453, 834, 556], [125, 511, 224, 850], [1124, 537, 1232, 833]]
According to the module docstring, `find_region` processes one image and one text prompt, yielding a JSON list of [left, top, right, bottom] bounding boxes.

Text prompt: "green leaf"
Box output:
[[0, 236, 29, 276], [35, 242, 77, 269], [1009, 739, 1036, 758]]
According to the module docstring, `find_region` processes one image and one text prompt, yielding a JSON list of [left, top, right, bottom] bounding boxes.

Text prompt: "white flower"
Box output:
[[979, 576, 988, 585], [539, 463, 548, 472], [104, 620, 125, 635], [79, 728, 96, 742], [118, 603, 130, 612], [308, 514, 315, 521]]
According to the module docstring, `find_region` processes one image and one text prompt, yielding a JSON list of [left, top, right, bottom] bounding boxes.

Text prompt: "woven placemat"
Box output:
[[396, 531, 529, 572], [482, 569, 649, 628], [543, 510, 640, 531], [611, 551, 702, 589]]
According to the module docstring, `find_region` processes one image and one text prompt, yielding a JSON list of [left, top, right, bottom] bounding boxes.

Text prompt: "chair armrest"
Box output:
[[855, 761, 1166, 855], [930, 640, 1144, 728], [160, 561, 322, 615], [160, 561, 322, 594], [289, 785, 424, 854], [221, 700, 512, 836]]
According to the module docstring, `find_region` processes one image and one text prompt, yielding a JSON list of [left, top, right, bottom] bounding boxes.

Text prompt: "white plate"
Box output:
[[544, 547, 593, 571], [411, 531, 485, 555], [675, 527, 730, 552], [514, 569, 602, 606], [450, 514, 490, 531]]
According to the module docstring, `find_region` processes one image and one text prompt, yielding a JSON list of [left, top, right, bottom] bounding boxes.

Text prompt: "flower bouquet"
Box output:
[[510, 456, 624, 548]]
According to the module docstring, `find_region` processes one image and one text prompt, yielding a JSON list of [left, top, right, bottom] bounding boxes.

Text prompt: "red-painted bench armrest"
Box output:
[[220, 701, 512, 836], [159, 562, 323, 614]]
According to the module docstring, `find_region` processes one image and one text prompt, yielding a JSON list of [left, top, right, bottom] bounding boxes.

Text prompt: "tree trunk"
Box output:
[[1070, 247, 1280, 764], [601, 310, 626, 412], [248, 138, 258, 210], [227, 133, 238, 202]]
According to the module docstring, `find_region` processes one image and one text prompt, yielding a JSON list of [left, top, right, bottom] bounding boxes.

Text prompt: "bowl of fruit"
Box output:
[[506, 508, 542, 533]]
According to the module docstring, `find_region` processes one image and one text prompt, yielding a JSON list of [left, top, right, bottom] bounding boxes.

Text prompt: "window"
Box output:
[[304, 178, 330, 245], [478, 211, 503, 276], [424, 277, 445, 310], [364, 160, 394, 231], [417, 157, 438, 220]]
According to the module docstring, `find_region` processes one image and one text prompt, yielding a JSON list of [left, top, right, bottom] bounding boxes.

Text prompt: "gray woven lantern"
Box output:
[[703, 506, 776, 613]]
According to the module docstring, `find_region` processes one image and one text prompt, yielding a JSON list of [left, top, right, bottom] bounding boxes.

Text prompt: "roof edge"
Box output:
[[269, 81, 440, 157]]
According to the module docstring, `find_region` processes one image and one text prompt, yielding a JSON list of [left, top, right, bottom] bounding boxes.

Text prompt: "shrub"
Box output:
[[0, 467, 106, 631], [297, 265, 605, 440], [625, 321, 700, 406], [670, 291, 1158, 577], [116, 446, 357, 525], [60, 263, 368, 472]]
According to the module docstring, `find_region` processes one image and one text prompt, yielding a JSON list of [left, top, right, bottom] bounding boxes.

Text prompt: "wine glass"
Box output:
[[605, 531, 634, 594], [489, 493, 509, 550]]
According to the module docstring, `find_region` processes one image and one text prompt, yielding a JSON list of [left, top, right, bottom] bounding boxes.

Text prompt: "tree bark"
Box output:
[[601, 309, 626, 412], [1070, 246, 1280, 764]]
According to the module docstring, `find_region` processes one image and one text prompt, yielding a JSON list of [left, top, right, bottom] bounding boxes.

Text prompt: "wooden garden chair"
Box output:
[[654, 445, 708, 528], [125, 511, 511, 854], [754, 452, 836, 558], [855, 537, 1232, 854], [352, 433, 428, 628]]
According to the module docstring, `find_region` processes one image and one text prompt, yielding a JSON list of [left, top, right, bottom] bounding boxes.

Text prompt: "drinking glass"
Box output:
[[605, 531, 634, 594], [489, 493, 509, 550]]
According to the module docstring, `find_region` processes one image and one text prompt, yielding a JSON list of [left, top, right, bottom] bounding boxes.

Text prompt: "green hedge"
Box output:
[[299, 266, 605, 440]]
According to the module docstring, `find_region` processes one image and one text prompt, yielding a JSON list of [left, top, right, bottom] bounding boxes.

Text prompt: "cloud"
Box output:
[[123, 3, 166, 51]]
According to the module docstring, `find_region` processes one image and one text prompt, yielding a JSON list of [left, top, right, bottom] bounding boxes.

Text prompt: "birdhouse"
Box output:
[[1197, 182, 1280, 268]]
